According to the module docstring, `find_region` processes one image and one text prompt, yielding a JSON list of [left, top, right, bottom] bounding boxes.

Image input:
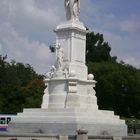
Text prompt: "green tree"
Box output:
[[86, 32, 117, 63], [0, 55, 45, 114], [23, 79, 45, 108], [87, 58, 140, 118]]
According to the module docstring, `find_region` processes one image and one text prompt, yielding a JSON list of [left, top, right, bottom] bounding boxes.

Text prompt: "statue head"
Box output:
[[56, 43, 61, 49]]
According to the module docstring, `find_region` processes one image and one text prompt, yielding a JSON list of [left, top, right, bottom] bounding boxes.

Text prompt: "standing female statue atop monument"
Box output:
[[64, 0, 80, 21]]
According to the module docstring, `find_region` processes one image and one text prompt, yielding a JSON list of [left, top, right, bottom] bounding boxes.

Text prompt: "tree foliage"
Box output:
[[86, 32, 140, 119], [86, 32, 117, 63], [0, 55, 45, 114], [87, 62, 140, 118]]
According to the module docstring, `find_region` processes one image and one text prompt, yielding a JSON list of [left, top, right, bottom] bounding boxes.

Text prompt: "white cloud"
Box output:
[[120, 15, 140, 33], [120, 19, 140, 33], [0, 0, 60, 74], [0, 0, 62, 25], [122, 56, 140, 69], [0, 19, 55, 74], [0, 0, 63, 44]]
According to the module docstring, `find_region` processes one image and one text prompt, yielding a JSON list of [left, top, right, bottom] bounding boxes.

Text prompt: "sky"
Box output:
[[0, 0, 140, 74]]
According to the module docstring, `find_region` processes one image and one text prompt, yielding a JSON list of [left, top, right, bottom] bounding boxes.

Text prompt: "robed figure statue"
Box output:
[[64, 0, 80, 21]]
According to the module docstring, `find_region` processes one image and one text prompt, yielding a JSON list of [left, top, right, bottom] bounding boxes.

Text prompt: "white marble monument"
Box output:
[[9, 0, 127, 136]]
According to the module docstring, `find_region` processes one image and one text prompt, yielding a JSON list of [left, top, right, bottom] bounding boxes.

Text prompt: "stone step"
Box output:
[[17, 112, 119, 120], [22, 108, 114, 115], [17, 109, 116, 120], [12, 115, 124, 125]]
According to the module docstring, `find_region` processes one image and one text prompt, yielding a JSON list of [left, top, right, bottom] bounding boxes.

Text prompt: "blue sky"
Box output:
[[0, 0, 140, 74], [81, 0, 140, 69]]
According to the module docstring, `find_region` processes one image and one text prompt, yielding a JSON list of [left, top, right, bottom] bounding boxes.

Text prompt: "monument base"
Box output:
[[8, 108, 127, 136]]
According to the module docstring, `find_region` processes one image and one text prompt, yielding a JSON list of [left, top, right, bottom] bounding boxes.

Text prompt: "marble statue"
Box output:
[[64, 0, 80, 21], [46, 65, 56, 79], [56, 44, 64, 71]]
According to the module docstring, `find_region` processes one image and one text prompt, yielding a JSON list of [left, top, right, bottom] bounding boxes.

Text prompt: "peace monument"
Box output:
[[9, 0, 127, 136]]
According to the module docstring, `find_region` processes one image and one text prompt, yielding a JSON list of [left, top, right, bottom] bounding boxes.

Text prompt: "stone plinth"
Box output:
[[55, 21, 88, 80], [9, 108, 127, 136], [77, 130, 88, 140], [42, 77, 97, 109]]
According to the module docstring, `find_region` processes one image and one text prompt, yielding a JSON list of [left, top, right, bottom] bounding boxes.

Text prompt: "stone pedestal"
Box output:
[[55, 21, 88, 80], [9, 108, 127, 136], [42, 78, 97, 110], [8, 20, 127, 137], [77, 129, 88, 140]]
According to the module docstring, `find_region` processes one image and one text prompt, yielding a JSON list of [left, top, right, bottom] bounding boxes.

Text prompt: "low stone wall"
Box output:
[[89, 135, 140, 140], [0, 133, 140, 140], [123, 135, 140, 140], [0, 133, 59, 140], [89, 136, 117, 140]]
